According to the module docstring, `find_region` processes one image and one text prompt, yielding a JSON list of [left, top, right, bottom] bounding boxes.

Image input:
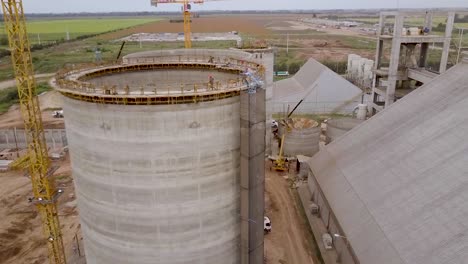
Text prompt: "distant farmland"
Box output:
[[0, 18, 160, 44]]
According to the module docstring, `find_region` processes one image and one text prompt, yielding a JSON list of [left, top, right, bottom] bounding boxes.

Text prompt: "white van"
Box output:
[[264, 216, 272, 233]]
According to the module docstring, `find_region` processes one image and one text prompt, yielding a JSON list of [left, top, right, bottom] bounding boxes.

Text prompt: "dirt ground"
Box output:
[[0, 155, 83, 264], [100, 16, 272, 40], [264, 162, 317, 264]]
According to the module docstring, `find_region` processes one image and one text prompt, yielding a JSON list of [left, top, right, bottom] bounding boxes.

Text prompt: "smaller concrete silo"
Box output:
[[282, 118, 320, 157], [326, 118, 364, 142]]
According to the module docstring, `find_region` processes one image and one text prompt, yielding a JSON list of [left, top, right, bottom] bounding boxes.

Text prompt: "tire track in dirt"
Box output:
[[265, 166, 315, 264]]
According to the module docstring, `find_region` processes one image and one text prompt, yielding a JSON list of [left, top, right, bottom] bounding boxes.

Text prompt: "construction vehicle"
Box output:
[[151, 0, 221, 49], [273, 133, 289, 171], [1, 1, 66, 263], [272, 94, 311, 171], [273, 112, 302, 172], [52, 110, 64, 118], [264, 216, 272, 234]]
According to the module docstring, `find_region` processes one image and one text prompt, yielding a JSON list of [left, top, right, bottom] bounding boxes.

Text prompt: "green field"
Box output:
[[0, 18, 159, 44]]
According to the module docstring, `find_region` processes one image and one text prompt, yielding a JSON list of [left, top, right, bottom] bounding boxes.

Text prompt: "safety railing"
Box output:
[[54, 61, 266, 106]]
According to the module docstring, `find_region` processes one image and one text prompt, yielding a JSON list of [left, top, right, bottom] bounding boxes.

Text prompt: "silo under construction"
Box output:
[[282, 118, 320, 157], [54, 49, 266, 264]]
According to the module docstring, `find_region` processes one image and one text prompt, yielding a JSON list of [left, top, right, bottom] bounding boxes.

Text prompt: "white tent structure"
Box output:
[[272, 59, 363, 114]]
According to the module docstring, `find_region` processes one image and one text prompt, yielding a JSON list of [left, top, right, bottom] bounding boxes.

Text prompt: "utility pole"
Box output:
[[66, 26, 70, 41]]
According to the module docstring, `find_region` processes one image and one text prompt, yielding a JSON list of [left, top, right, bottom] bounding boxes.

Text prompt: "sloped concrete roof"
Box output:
[[308, 61, 468, 264], [273, 59, 362, 114]]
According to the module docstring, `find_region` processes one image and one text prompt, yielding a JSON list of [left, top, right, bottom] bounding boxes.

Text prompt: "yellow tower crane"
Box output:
[[1, 1, 66, 263], [151, 0, 220, 49]]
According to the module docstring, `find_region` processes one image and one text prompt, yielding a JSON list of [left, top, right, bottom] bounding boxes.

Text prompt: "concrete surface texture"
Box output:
[[240, 88, 266, 264], [273, 59, 363, 114], [325, 118, 364, 142], [63, 95, 242, 264], [283, 118, 320, 157], [307, 60, 468, 264]]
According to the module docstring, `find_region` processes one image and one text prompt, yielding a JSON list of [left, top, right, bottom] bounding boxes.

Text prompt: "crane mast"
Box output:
[[1, 1, 66, 263], [183, 0, 192, 48], [151, 0, 205, 49]]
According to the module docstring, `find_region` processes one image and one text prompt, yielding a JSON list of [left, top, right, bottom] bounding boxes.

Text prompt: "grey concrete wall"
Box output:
[[63, 96, 242, 264], [0, 129, 67, 150], [308, 175, 356, 264], [283, 127, 320, 157], [123, 49, 256, 65], [326, 118, 364, 142], [240, 88, 265, 264]]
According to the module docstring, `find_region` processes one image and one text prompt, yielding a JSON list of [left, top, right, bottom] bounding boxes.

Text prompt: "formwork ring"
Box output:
[[53, 62, 263, 106]]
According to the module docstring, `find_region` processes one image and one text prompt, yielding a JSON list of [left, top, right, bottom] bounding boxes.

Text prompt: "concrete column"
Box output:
[[375, 40, 384, 70], [374, 14, 385, 70], [425, 11, 434, 32], [440, 12, 455, 73], [259, 51, 275, 155], [240, 86, 265, 264], [419, 43, 429, 67], [378, 13, 385, 36], [371, 14, 386, 114], [416, 12, 434, 68], [386, 14, 404, 107]]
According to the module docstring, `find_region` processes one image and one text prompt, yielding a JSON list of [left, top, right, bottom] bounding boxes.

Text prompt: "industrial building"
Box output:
[[304, 56, 468, 264], [53, 49, 269, 264], [370, 11, 455, 113]]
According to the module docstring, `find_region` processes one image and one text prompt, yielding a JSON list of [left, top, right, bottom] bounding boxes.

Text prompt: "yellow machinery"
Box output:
[[10, 152, 30, 170], [273, 119, 294, 172], [151, 0, 221, 49], [1, 1, 66, 263], [273, 96, 309, 172], [273, 133, 288, 171]]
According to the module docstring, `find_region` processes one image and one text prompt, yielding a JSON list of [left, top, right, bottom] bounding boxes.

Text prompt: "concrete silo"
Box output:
[[54, 49, 266, 264], [283, 118, 320, 157]]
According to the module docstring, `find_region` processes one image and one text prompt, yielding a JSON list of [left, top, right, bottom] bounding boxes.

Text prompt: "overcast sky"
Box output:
[[21, 0, 468, 13]]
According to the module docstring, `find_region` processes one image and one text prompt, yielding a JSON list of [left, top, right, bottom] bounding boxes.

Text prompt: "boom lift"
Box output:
[[1, 1, 66, 263], [273, 85, 317, 171]]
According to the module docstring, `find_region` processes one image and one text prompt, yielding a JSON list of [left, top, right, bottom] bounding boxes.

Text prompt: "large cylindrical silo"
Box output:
[[54, 60, 264, 264]]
